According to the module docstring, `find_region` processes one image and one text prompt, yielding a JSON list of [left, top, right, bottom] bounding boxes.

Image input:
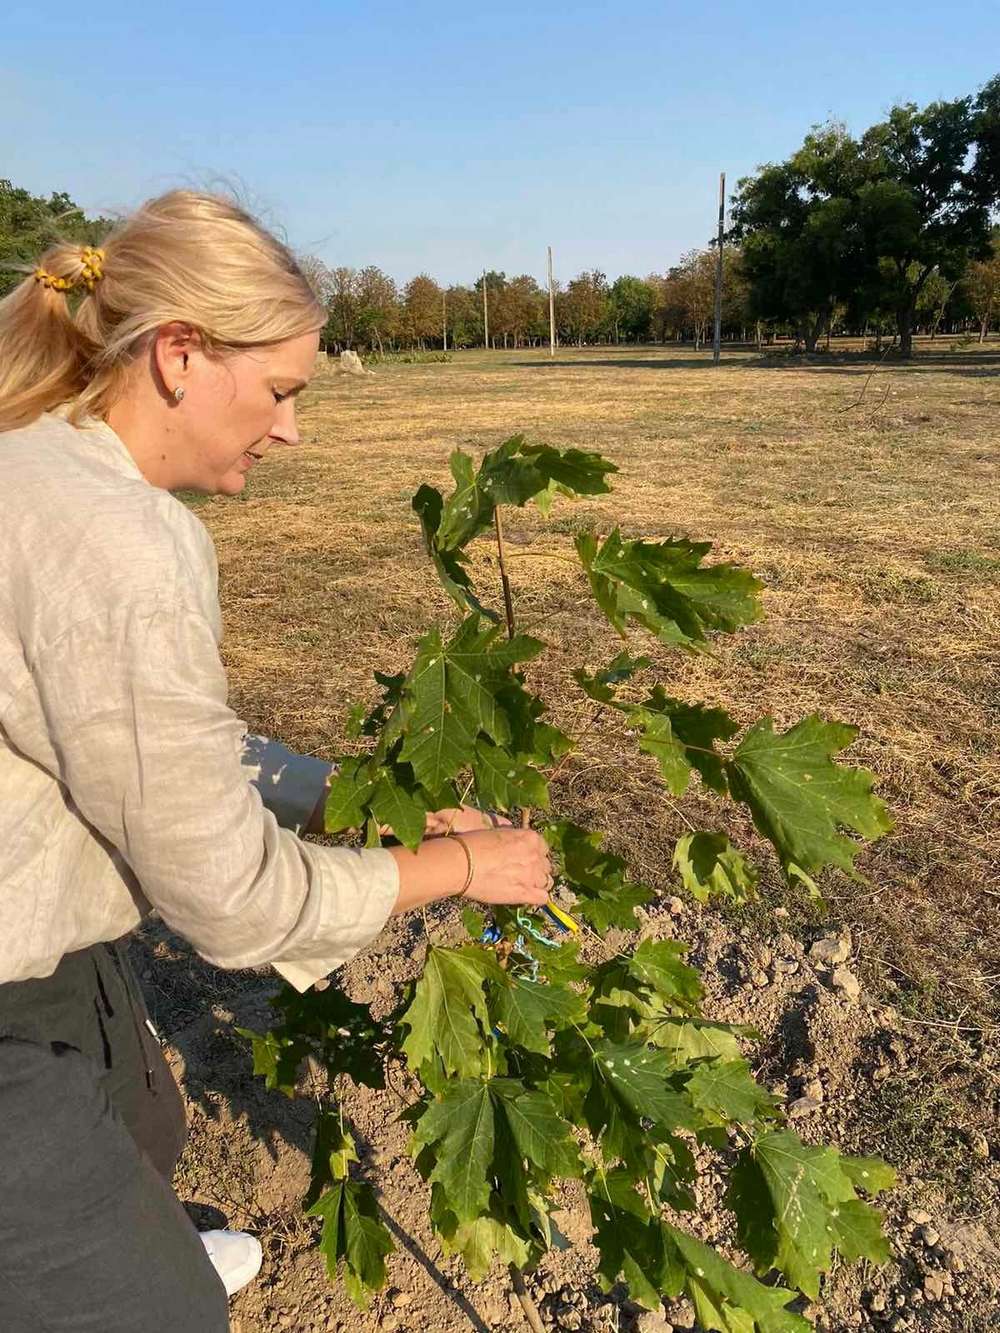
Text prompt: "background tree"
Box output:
[[559, 270, 610, 345], [321, 266, 360, 350], [444, 284, 481, 348], [608, 275, 654, 342], [730, 126, 864, 353], [403, 273, 443, 347], [1, 179, 110, 297], [962, 230, 1000, 341], [355, 266, 399, 355]]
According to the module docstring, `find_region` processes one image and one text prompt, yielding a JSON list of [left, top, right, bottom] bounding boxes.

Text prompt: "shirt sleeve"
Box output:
[[28, 600, 399, 991], [239, 733, 333, 836]]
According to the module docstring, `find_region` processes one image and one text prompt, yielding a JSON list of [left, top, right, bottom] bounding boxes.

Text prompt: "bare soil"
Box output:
[[151, 342, 999, 1333]]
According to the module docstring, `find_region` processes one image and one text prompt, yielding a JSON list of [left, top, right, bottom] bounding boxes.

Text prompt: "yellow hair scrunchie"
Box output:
[[33, 247, 105, 293]]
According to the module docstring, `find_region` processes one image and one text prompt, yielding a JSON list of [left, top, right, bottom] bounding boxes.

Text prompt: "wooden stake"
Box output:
[[547, 245, 556, 358], [492, 507, 533, 830], [712, 171, 726, 366], [509, 1263, 546, 1333], [442, 289, 447, 351], [482, 270, 489, 350], [493, 507, 516, 640]]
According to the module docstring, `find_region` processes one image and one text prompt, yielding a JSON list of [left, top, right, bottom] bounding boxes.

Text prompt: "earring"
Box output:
[[173, 386, 185, 402]]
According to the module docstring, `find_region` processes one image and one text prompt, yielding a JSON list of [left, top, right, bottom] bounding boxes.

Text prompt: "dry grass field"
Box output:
[[159, 341, 999, 1332]]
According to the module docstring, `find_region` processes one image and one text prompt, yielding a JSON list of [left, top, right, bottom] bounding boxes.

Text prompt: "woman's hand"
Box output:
[[388, 825, 552, 914], [455, 827, 552, 907], [424, 805, 512, 837]]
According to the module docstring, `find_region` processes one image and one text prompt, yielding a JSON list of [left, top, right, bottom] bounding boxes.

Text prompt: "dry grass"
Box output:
[[192, 341, 999, 1030]]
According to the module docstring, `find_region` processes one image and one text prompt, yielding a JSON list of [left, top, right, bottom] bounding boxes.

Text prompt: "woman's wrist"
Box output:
[[388, 833, 473, 914]]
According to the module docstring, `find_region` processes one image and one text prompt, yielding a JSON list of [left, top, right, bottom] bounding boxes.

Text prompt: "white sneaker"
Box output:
[[199, 1229, 264, 1297]]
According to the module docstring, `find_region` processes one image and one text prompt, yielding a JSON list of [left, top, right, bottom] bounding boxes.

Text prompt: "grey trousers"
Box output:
[[0, 938, 230, 1332]]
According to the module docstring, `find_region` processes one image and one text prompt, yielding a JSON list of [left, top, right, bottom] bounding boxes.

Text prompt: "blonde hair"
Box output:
[[0, 190, 326, 432]]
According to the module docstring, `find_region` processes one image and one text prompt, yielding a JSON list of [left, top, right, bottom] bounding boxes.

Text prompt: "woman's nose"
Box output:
[[271, 401, 300, 446]]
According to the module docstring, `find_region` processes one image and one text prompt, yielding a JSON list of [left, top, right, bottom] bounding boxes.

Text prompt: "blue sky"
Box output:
[[4, 1, 997, 285]]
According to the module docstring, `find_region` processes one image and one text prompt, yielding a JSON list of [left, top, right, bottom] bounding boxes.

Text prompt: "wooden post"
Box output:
[[547, 245, 556, 358], [442, 290, 447, 351], [712, 171, 726, 365], [482, 270, 489, 350]]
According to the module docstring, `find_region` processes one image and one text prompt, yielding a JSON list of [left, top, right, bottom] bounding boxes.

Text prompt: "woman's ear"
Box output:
[[152, 322, 200, 399]]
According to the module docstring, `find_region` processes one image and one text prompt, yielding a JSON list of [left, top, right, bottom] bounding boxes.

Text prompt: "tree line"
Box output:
[[3, 73, 999, 358]]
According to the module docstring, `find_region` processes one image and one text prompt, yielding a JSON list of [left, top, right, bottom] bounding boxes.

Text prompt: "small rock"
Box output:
[[664, 1298, 695, 1328], [558, 1312, 582, 1331], [391, 1291, 413, 1309], [809, 933, 851, 966], [919, 1225, 940, 1248], [970, 1132, 990, 1160], [773, 906, 789, 919], [907, 1208, 932, 1226], [635, 1314, 673, 1333], [751, 968, 771, 988], [803, 1077, 824, 1102], [666, 896, 685, 916], [868, 1292, 887, 1313], [773, 958, 800, 976], [830, 967, 861, 1001], [923, 1273, 946, 1303], [789, 1095, 823, 1119]]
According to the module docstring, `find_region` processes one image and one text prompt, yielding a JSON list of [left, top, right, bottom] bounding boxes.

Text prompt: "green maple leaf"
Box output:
[[412, 483, 496, 618], [323, 758, 378, 832], [685, 1058, 781, 1126], [727, 716, 893, 882], [341, 1179, 394, 1308], [441, 1212, 532, 1281], [664, 1223, 809, 1333], [308, 1181, 345, 1278], [544, 820, 654, 932], [628, 688, 738, 795], [270, 984, 388, 1089], [516, 440, 617, 508], [727, 1129, 893, 1300], [400, 945, 503, 1077], [496, 677, 572, 767], [645, 1015, 750, 1066], [573, 651, 651, 703], [369, 770, 428, 850], [492, 1080, 583, 1179], [628, 939, 703, 1010], [236, 1027, 310, 1098], [305, 1110, 359, 1206], [437, 451, 498, 549], [493, 975, 587, 1055], [398, 617, 544, 791], [840, 1155, 897, 1196], [411, 1080, 495, 1223], [577, 528, 764, 650], [674, 832, 759, 904], [589, 1176, 684, 1310], [593, 1041, 701, 1132], [472, 736, 550, 811]]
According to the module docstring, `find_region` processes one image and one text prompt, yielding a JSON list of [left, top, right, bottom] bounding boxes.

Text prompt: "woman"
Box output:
[[0, 191, 552, 1332]]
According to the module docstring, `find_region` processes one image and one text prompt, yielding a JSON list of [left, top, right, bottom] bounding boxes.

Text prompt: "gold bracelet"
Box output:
[[452, 835, 475, 898]]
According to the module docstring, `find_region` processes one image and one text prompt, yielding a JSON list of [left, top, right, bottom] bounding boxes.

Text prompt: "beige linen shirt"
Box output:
[[0, 412, 399, 992]]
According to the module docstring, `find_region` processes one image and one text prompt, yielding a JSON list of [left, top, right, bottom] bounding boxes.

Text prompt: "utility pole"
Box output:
[[482, 270, 489, 350], [442, 290, 447, 351], [712, 172, 726, 365], [547, 246, 556, 358]]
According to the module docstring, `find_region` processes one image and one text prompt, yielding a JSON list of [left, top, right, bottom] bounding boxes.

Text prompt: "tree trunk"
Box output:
[[980, 316, 989, 343], [897, 303, 914, 358]]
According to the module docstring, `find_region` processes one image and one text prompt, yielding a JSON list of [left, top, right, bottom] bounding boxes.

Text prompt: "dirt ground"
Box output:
[[149, 342, 999, 1332]]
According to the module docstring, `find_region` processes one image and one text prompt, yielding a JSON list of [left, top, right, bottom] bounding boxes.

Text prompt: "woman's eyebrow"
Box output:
[[276, 379, 309, 394]]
